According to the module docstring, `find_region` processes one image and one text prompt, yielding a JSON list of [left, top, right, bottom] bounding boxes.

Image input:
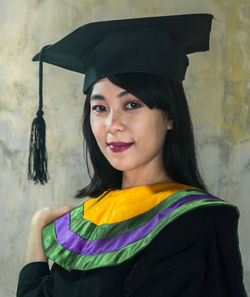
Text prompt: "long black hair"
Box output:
[[75, 72, 208, 198]]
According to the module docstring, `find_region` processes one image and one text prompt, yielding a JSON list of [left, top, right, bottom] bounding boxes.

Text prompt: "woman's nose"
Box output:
[[105, 109, 125, 133]]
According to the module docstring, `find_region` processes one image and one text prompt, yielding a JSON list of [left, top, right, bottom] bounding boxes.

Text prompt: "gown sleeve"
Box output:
[[17, 262, 53, 297], [123, 206, 248, 297]]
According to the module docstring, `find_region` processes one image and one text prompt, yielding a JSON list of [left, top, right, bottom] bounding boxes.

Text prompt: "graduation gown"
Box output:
[[16, 182, 247, 297]]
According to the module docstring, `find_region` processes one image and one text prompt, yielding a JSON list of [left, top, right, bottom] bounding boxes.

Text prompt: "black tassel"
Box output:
[[28, 46, 50, 184], [28, 110, 49, 184]]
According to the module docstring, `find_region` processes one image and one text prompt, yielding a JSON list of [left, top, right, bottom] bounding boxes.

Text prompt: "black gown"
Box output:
[[17, 206, 247, 297]]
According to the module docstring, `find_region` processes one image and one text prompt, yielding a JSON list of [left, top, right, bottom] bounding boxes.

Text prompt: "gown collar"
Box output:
[[42, 182, 232, 271]]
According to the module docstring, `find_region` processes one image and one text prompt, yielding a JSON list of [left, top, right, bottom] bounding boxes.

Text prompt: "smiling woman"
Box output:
[[17, 14, 247, 297], [89, 77, 173, 188]]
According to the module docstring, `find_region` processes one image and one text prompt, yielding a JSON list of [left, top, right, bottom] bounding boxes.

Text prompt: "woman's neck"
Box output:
[[121, 166, 175, 189]]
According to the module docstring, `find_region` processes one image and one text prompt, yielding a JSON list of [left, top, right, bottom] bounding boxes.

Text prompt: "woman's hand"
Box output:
[[31, 205, 74, 229], [23, 205, 74, 266]]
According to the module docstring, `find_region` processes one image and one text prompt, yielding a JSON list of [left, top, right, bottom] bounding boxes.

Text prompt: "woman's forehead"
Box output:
[[91, 78, 129, 98]]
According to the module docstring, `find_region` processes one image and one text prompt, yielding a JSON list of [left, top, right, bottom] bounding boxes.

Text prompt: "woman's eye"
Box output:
[[125, 102, 141, 109], [91, 105, 106, 112], [91, 102, 141, 112]]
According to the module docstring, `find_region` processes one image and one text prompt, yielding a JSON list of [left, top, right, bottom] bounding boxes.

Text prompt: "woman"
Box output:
[[17, 14, 247, 296]]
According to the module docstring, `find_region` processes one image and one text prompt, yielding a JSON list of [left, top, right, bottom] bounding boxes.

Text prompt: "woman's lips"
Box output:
[[107, 142, 134, 153]]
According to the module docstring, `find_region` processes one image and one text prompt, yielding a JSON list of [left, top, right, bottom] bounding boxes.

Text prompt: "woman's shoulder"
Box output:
[[129, 202, 241, 270]]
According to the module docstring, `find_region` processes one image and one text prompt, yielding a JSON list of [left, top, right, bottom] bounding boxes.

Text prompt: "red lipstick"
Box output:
[[107, 142, 134, 152]]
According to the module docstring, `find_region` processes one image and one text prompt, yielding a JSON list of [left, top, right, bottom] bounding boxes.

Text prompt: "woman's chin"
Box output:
[[108, 160, 135, 172]]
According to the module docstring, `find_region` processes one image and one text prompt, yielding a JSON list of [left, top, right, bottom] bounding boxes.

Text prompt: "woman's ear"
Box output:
[[163, 112, 173, 131], [167, 119, 173, 130]]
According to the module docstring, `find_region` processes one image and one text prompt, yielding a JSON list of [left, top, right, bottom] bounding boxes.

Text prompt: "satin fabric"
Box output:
[[42, 182, 236, 271]]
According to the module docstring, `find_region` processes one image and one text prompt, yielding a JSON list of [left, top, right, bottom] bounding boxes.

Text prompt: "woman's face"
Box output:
[[90, 77, 173, 173]]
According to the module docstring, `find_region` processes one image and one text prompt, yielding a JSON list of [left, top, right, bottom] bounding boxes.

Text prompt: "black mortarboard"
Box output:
[[28, 13, 214, 184]]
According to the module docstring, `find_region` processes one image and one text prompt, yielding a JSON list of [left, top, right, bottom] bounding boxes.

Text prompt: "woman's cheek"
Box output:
[[91, 119, 105, 141]]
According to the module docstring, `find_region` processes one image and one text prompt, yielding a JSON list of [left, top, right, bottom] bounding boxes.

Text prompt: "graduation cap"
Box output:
[[28, 13, 214, 184]]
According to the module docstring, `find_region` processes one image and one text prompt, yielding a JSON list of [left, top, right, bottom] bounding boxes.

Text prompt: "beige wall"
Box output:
[[0, 0, 249, 295]]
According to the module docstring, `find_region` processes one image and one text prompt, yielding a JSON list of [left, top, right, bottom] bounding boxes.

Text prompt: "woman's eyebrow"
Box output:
[[90, 90, 130, 100]]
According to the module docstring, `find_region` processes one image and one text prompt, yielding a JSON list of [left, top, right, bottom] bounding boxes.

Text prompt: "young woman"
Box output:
[[17, 14, 247, 297]]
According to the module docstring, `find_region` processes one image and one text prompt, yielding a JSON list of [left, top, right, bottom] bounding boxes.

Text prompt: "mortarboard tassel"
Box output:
[[28, 45, 50, 184]]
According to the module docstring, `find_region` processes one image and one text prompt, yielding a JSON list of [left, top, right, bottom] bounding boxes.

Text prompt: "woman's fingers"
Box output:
[[31, 205, 74, 229]]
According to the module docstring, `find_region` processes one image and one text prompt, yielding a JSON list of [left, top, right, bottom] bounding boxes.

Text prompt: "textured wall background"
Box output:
[[0, 0, 249, 296]]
